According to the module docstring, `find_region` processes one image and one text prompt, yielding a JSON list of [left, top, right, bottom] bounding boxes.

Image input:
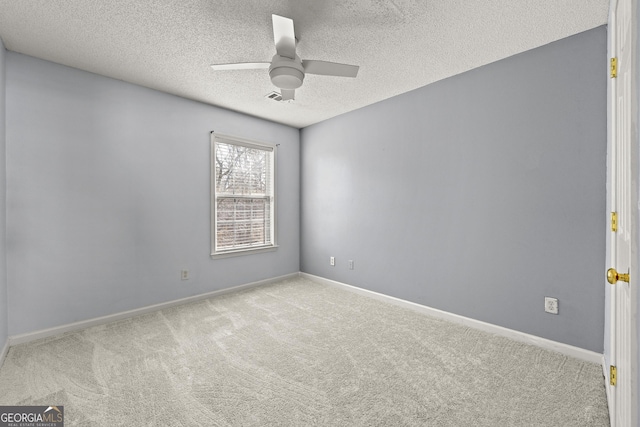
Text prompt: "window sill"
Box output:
[[211, 245, 279, 259]]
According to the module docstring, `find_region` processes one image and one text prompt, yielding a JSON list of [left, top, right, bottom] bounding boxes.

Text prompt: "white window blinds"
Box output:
[[212, 134, 276, 255]]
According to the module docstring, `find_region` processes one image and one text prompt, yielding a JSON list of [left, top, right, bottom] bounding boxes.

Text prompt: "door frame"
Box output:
[[606, 0, 639, 425]]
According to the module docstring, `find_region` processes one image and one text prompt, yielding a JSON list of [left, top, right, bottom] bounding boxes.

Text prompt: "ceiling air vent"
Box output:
[[265, 91, 283, 102]]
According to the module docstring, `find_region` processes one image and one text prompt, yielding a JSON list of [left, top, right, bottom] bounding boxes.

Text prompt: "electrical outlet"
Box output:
[[181, 270, 189, 280], [330, 256, 335, 266], [348, 260, 354, 270], [544, 297, 558, 314]]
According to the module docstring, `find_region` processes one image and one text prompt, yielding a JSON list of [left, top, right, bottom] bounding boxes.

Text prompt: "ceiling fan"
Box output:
[[211, 14, 359, 101]]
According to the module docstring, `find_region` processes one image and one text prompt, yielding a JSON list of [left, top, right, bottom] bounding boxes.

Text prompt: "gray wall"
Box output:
[[0, 38, 7, 351], [5, 52, 299, 335], [301, 27, 607, 352]]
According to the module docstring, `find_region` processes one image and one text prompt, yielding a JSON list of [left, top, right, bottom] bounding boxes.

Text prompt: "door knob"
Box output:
[[607, 268, 629, 284]]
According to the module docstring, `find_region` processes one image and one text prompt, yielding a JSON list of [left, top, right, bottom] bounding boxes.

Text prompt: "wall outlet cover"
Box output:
[[544, 297, 558, 314]]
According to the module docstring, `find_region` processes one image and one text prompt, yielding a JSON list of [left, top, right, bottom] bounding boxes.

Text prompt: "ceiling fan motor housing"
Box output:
[[269, 54, 304, 89]]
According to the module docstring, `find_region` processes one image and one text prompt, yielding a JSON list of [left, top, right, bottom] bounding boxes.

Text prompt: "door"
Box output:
[[608, 0, 637, 425]]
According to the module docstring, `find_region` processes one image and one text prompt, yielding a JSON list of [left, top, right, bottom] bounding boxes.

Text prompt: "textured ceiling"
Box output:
[[0, 0, 609, 128]]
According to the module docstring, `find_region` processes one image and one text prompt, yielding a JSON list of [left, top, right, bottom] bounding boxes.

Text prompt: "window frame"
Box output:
[[210, 132, 277, 258]]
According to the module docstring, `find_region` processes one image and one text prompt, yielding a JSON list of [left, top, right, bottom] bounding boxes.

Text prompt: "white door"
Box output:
[[608, 0, 637, 425]]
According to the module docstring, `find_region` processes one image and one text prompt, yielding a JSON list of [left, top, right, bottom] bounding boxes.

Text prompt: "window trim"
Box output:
[[210, 132, 277, 258]]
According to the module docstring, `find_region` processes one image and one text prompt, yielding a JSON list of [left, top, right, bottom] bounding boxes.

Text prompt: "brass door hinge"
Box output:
[[611, 57, 618, 78], [612, 212, 618, 232], [610, 365, 617, 386]]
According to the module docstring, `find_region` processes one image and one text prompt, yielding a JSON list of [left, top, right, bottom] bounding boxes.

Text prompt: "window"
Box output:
[[211, 133, 276, 256]]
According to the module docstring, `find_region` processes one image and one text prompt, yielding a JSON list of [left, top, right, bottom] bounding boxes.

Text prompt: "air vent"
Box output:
[[265, 91, 283, 101]]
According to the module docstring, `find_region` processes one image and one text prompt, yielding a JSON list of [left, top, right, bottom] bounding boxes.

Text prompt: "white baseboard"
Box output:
[[8, 272, 300, 346], [0, 338, 8, 369], [301, 273, 603, 365], [6, 271, 603, 366]]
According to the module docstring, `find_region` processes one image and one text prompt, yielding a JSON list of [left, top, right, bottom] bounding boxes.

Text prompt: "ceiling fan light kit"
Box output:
[[269, 55, 304, 90], [211, 14, 359, 101]]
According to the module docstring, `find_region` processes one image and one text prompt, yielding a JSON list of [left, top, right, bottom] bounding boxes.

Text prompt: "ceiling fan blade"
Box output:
[[281, 89, 295, 101], [272, 14, 296, 59], [303, 60, 359, 78], [211, 62, 270, 71]]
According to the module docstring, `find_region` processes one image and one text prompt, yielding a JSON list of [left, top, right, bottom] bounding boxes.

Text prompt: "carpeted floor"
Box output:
[[0, 276, 609, 426]]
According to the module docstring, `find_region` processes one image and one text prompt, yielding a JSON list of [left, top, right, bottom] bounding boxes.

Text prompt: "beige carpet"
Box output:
[[0, 276, 609, 426]]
